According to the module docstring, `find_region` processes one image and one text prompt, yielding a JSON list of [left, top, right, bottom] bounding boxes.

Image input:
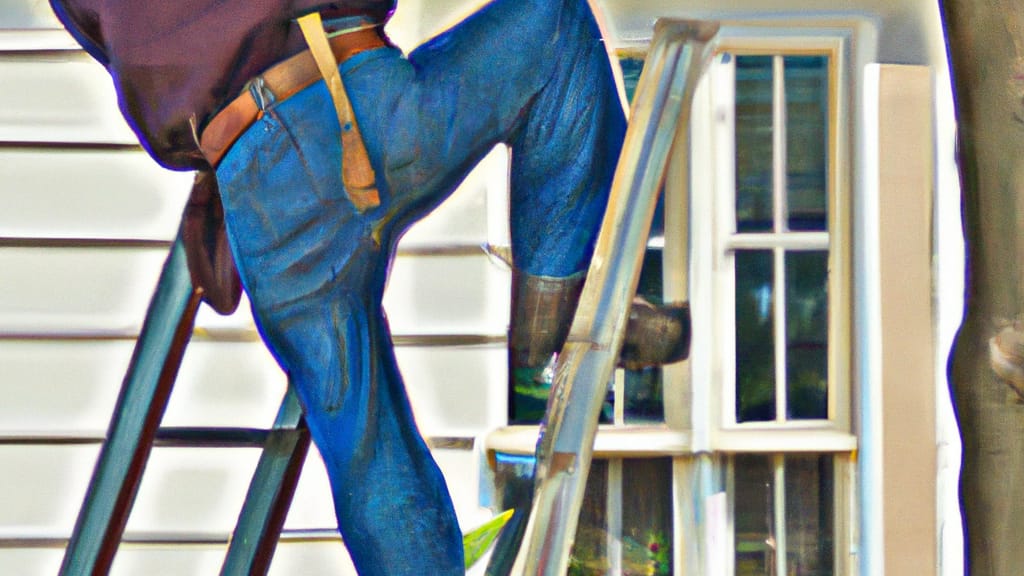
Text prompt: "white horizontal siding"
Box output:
[[0, 550, 65, 576], [0, 445, 98, 534], [0, 148, 190, 241], [111, 549, 246, 576], [125, 449, 264, 534], [267, 544, 357, 576], [385, 253, 510, 336], [0, 246, 170, 334], [0, 247, 508, 337], [0, 3, 64, 29], [0, 340, 506, 436], [397, 344, 508, 437], [0, 340, 135, 432], [0, 546, 361, 576], [0, 53, 136, 144]]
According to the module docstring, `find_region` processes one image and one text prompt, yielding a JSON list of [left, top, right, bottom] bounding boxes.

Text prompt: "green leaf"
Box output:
[[463, 509, 515, 570]]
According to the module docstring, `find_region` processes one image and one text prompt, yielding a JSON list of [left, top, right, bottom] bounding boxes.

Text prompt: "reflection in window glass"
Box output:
[[736, 250, 776, 422], [786, 252, 829, 419], [622, 459, 674, 575], [785, 455, 835, 576], [490, 451, 535, 525], [735, 55, 775, 232], [494, 455, 675, 576], [620, 250, 668, 425], [562, 459, 674, 576], [619, 56, 645, 103], [734, 454, 776, 574], [569, 459, 609, 575], [490, 453, 613, 574], [784, 56, 830, 231], [734, 454, 834, 575], [624, 368, 665, 424], [733, 52, 832, 424]]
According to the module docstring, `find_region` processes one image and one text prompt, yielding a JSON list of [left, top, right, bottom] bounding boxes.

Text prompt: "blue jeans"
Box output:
[[215, 0, 625, 573]]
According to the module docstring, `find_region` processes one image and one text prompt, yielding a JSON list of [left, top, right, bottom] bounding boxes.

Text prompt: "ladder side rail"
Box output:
[[60, 236, 202, 576], [221, 388, 310, 576], [511, 19, 719, 576]]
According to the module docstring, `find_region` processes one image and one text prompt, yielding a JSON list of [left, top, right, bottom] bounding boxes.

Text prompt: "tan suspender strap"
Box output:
[[297, 12, 381, 212]]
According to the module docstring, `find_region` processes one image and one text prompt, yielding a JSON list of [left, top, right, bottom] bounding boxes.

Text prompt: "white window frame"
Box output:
[[669, 22, 871, 576], [689, 32, 855, 453]]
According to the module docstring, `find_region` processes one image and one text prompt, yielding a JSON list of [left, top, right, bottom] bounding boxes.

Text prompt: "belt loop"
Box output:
[[247, 76, 273, 112]]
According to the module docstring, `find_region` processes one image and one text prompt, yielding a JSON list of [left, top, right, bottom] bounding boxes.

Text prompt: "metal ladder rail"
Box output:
[[221, 391, 309, 576], [59, 233, 311, 576], [511, 19, 719, 575]]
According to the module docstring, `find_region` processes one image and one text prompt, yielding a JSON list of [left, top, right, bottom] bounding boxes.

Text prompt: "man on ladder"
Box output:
[[50, 0, 688, 573]]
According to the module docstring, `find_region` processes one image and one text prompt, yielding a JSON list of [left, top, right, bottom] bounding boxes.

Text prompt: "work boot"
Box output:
[[507, 269, 691, 422], [619, 297, 690, 370], [490, 270, 691, 576], [507, 272, 585, 424]]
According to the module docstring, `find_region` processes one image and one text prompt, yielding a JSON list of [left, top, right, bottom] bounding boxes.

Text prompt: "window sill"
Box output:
[[485, 424, 856, 457], [714, 426, 857, 452], [485, 424, 692, 458]]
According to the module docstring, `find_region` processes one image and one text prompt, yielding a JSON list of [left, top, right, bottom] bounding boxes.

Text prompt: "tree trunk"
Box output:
[[942, 1, 1024, 573]]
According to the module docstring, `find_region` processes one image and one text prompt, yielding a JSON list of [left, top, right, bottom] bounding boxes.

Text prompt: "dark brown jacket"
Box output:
[[50, 1, 394, 170]]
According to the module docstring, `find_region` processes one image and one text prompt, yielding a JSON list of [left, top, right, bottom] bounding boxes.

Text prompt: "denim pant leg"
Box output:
[[346, 0, 626, 277], [215, 80, 463, 575], [215, 1, 624, 575]]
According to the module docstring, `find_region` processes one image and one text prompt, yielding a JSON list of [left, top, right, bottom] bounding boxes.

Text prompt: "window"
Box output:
[[712, 50, 850, 431], [693, 31, 856, 576]]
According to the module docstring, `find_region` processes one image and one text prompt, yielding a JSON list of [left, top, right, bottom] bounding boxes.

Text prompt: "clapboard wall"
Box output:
[[0, 2, 510, 574]]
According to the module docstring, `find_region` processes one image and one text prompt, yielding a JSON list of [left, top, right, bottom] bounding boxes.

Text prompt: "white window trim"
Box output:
[[682, 31, 856, 453]]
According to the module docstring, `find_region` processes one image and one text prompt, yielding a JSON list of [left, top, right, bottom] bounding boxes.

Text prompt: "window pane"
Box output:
[[491, 452, 535, 517], [492, 453, 611, 574], [785, 455, 835, 575], [569, 459, 609, 575], [626, 252, 667, 423], [619, 56, 645, 104], [784, 56, 830, 231], [624, 368, 665, 424], [734, 454, 835, 576], [735, 55, 775, 232], [733, 454, 776, 575], [785, 252, 829, 419], [622, 458, 674, 575], [736, 250, 776, 422]]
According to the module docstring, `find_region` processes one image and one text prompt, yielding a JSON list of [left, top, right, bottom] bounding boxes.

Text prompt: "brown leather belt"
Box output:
[[199, 26, 386, 168]]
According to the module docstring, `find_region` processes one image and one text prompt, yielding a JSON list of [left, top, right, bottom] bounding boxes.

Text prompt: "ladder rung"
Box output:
[[0, 431, 473, 450], [153, 427, 272, 448], [0, 429, 271, 448], [0, 529, 342, 549]]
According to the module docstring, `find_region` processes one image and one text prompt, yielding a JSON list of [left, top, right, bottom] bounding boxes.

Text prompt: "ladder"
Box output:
[[59, 236, 311, 576], [510, 19, 719, 575]]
